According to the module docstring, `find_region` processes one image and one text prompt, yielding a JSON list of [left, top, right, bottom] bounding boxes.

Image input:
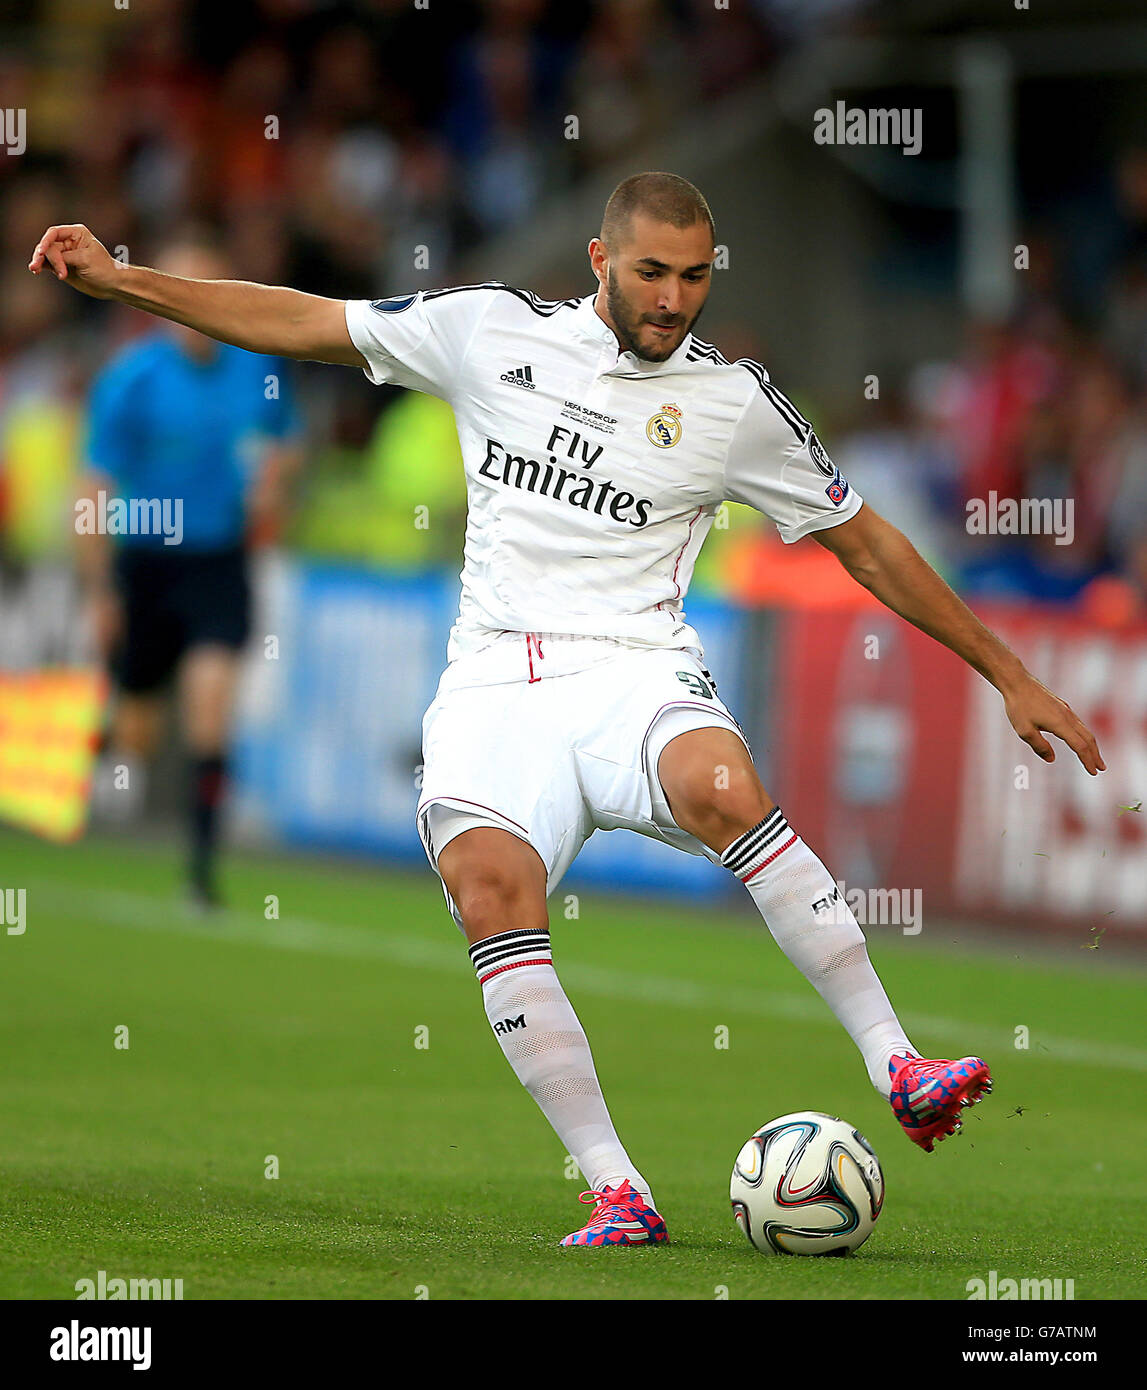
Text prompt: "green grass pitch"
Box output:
[[2, 825, 1144, 1301]]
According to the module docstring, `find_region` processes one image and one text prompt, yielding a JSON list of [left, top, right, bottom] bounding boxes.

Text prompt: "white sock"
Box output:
[[468, 928, 654, 1205], [721, 809, 917, 1097]]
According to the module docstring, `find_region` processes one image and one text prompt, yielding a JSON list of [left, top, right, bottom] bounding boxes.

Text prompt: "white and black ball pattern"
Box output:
[[730, 1111, 884, 1255]]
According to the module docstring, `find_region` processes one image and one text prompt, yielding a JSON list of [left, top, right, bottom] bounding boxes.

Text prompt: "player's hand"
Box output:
[[1001, 672, 1106, 775], [28, 224, 120, 300]]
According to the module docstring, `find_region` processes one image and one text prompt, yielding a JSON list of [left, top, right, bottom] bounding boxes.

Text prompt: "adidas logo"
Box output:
[[500, 364, 536, 390]]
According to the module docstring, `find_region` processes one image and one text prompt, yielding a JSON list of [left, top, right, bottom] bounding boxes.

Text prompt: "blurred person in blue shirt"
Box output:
[[77, 230, 305, 909]]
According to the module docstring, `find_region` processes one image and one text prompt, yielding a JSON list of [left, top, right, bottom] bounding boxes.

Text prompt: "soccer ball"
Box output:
[[730, 1111, 884, 1255]]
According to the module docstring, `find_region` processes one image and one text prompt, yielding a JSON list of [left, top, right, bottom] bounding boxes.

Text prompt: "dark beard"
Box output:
[[605, 267, 703, 362]]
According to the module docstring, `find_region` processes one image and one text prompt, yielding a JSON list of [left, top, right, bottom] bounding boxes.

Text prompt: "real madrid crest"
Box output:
[[646, 403, 683, 448]]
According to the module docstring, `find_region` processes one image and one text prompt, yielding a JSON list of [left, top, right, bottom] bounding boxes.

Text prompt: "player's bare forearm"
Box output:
[[818, 506, 1024, 691], [28, 223, 364, 367], [110, 265, 357, 363], [815, 504, 1106, 774]]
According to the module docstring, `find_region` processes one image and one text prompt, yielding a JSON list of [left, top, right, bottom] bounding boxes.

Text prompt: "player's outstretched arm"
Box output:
[[28, 224, 366, 368], [814, 503, 1107, 776]]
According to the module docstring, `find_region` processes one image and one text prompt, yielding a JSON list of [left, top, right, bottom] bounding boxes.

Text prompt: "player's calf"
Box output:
[[465, 924, 658, 1228], [439, 825, 658, 1231]]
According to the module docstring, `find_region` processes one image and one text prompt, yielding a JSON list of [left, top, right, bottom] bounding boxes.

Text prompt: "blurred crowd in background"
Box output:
[[1, 0, 1145, 622], [823, 146, 1147, 623]]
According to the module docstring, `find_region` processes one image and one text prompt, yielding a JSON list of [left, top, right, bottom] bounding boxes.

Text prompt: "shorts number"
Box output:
[[676, 670, 713, 700]]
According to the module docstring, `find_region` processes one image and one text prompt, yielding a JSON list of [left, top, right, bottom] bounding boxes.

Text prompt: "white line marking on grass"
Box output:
[[30, 880, 1147, 1074]]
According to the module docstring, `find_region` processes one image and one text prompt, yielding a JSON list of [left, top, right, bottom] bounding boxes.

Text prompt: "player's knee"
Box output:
[[667, 758, 771, 836], [454, 865, 544, 936]]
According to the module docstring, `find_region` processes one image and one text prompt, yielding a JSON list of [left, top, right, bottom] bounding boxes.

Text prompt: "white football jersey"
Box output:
[[344, 286, 862, 663]]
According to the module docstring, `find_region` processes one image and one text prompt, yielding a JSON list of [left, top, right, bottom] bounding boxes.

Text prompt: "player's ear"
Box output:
[[588, 238, 607, 280]]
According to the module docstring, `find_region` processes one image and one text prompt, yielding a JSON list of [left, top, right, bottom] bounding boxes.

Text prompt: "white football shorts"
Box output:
[[415, 631, 751, 931]]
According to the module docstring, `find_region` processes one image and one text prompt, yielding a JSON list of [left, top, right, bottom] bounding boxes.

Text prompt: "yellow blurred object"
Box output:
[[1, 395, 79, 562], [292, 394, 468, 567], [691, 500, 760, 596], [0, 668, 107, 841], [363, 392, 467, 565]]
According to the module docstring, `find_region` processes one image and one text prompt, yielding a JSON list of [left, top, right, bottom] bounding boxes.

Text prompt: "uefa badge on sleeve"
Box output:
[[825, 472, 849, 506], [646, 403, 683, 448]]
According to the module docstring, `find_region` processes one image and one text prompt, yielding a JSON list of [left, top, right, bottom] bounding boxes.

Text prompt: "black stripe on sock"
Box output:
[[721, 809, 789, 872], [469, 940, 553, 974], [467, 927, 550, 959], [468, 929, 551, 971], [730, 816, 791, 866]]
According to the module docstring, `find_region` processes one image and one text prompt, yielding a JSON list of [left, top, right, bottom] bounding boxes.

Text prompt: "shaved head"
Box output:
[[600, 172, 715, 254]]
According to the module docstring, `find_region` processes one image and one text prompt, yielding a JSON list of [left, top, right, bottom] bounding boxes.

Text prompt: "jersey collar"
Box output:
[[571, 294, 693, 376]]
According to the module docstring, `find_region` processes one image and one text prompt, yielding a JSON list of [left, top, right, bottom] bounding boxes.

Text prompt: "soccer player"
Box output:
[[31, 173, 1105, 1246], [75, 231, 304, 909]]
